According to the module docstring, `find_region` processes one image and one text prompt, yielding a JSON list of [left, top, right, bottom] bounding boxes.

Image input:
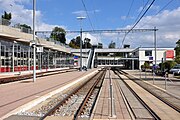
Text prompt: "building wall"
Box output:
[[0, 39, 75, 73], [138, 48, 174, 69]]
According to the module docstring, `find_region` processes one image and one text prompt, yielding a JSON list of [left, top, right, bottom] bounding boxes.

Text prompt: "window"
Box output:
[[1, 46, 5, 56], [2, 59, 5, 65], [145, 50, 152, 56]]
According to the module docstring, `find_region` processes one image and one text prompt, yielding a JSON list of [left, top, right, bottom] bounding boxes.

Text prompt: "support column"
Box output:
[[28, 47, 30, 71], [48, 49, 50, 69], [0, 42, 1, 72], [132, 59, 134, 70], [20, 46, 21, 71], [40, 52, 41, 70], [12, 42, 15, 72], [22, 48, 24, 71], [54, 51, 56, 68]]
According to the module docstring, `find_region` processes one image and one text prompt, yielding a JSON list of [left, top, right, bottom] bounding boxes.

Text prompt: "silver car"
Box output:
[[170, 64, 180, 75]]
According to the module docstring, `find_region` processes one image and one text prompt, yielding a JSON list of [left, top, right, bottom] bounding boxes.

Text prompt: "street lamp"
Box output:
[[32, 0, 36, 82], [77, 16, 86, 71]]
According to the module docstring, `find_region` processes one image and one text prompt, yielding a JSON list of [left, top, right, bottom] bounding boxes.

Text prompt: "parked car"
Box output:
[[170, 64, 180, 75]]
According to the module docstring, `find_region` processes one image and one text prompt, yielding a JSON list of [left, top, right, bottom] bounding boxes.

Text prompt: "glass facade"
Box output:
[[0, 39, 75, 73]]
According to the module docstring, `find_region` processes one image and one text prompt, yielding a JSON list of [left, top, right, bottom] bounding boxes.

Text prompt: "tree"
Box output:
[[50, 27, 66, 44], [19, 24, 32, 33], [1, 11, 12, 26], [69, 38, 79, 49], [20, 24, 31, 29], [2, 11, 12, 20], [97, 43, 103, 48], [163, 61, 177, 71], [175, 55, 180, 64], [75, 36, 81, 47], [175, 39, 180, 56], [69, 36, 82, 49], [108, 41, 116, 48], [83, 38, 92, 48]]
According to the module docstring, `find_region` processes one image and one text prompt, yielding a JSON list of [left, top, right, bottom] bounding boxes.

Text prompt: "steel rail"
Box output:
[[120, 70, 180, 113], [39, 69, 105, 120], [114, 69, 160, 120], [74, 70, 106, 120]]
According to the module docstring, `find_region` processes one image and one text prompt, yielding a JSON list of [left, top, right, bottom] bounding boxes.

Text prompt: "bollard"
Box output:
[[165, 75, 167, 90], [108, 69, 116, 118], [153, 72, 155, 84], [165, 72, 168, 90]]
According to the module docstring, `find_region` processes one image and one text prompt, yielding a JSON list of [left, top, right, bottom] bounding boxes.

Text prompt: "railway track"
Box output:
[[17, 69, 106, 120], [118, 69, 180, 113], [112, 69, 160, 120], [0, 68, 78, 84]]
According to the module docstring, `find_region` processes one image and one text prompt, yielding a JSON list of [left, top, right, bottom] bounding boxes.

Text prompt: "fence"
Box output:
[[0, 18, 32, 34]]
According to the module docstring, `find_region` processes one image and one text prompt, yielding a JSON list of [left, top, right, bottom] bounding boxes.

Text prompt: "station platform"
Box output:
[[0, 68, 100, 119], [124, 70, 180, 97], [92, 70, 132, 120], [0, 67, 75, 79], [92, 70, 180, 120]]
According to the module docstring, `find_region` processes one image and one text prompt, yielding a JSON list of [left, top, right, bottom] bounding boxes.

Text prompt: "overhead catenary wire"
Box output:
[[81, 0, 95, 31], [122, 0, 134, 26], [139, 0, 175, 28], [92, 0, 99, 29], [134, 0, 150, 24], [156, 0, 174, 15], [121, 0, 155, 48]]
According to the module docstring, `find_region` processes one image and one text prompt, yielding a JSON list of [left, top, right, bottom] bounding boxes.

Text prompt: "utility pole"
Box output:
[[154, 27, 157, 67], [33, 0, 36, 82], [77, 16, 86, 71]]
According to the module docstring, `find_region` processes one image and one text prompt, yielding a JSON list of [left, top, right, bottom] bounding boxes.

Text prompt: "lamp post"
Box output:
[[77, 16, 86, 71], [33, 0, 36, 82], [154, 27, 157, 67]]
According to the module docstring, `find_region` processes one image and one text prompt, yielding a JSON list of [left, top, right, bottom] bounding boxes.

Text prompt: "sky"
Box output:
[[0, 0, 180, 48]]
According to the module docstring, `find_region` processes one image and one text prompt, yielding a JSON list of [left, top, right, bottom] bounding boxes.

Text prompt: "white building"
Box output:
[[71, 47, 175, 69], [138, 47, 175, 69]]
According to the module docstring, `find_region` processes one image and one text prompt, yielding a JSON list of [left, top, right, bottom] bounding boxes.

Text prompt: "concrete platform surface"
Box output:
[[124, 70, 180, 97], [0, 68, 99, 119]]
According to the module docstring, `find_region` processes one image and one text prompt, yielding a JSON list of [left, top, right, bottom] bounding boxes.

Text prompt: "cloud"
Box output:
[[0, 0, 65, 31], [0, 0, 179, 48], [138, 4, 160, 13], [82, 33, 101, 45], [66, 33, 102, 45], [121, 16, 134, 20], [72, 9, 100, 18], [121, 7, 180, 48]]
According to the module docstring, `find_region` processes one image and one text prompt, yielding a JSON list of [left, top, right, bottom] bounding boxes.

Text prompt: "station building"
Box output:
[[71, 47, 175, 70], [0, 20, 175, 73], [0, 20, 75, 73]]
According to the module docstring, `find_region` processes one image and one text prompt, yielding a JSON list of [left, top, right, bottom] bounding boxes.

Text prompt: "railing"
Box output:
[[0, 18, 71, 49], [0, 18, 32, 34]]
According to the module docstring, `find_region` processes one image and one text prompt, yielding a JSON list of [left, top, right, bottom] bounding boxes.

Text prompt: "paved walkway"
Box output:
[[121, 74, 180, 120], [0, 68, 99, 119], [0, 67, 71, 79], [92, 70, 131, 120]]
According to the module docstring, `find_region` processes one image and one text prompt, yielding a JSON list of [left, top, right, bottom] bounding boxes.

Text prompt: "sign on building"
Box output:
[[36, 47, 43, 52], [149, 56, 153, 60], [74, 56, 78, 66], [166, 50, 174, 59]]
